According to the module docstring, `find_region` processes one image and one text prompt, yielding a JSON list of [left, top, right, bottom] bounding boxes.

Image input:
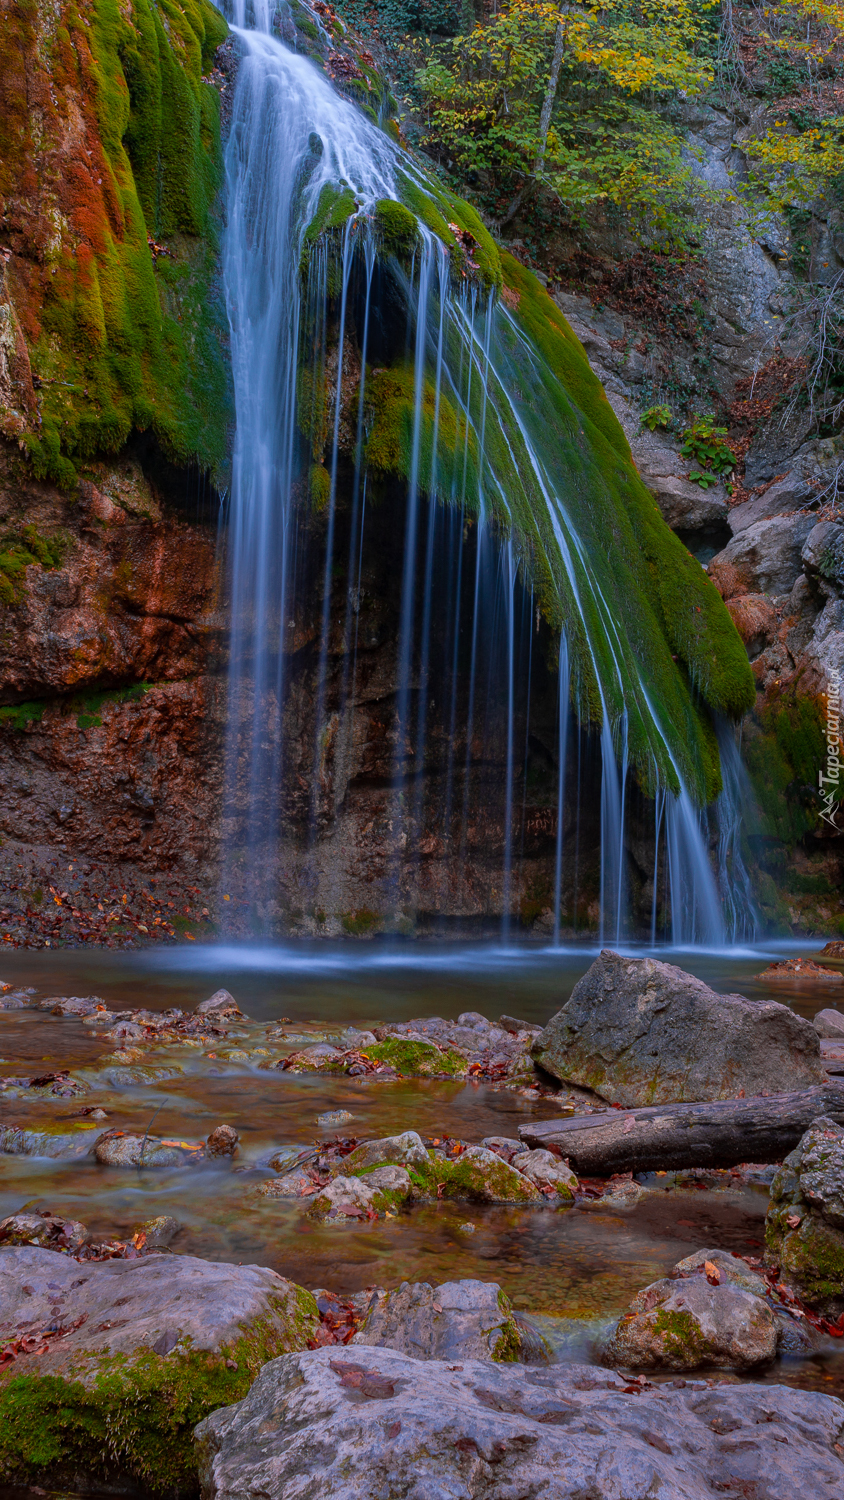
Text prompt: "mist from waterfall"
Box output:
[[218, 5, 756, 945]]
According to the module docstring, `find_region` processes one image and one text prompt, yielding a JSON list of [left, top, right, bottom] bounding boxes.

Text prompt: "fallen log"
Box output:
[[518, 1084, 844, 1177]]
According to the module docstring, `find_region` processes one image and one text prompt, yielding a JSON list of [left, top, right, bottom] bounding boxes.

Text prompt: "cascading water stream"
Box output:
[[219, 10, 756, 944]]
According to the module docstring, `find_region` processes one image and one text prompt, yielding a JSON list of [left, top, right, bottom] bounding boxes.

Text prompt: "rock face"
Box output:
[[0, 1247, 318, 1492], [352, 1280, 520, 1362], [195, 1346, 844, 1499], [604, 1266, 778, 1373], [766, 1116, 844, 1310], [532, 949, 826, 1105], [815, 1008, 844, 1040]]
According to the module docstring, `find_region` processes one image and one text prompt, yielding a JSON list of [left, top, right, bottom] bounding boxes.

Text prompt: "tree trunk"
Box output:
[[499, 20, 566, 231], [535, 21, 566, 175], [518, 1085, 844, 1177]]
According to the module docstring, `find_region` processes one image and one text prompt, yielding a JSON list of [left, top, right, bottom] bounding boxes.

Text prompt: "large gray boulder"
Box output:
[[352, 1280, 520, 1362], [195, 1346, 844, 1499], [0, 1248, 318, 1492], [0, 1247, 318, 1371], [532, 950, 826, 1105], [766, 1115, 844, 1311]]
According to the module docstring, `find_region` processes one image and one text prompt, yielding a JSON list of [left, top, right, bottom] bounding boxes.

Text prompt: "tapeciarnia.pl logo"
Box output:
[[820, 668, 842, 830]]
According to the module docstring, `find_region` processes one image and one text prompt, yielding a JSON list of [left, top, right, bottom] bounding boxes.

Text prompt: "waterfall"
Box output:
[[218, 8, 753, 944]]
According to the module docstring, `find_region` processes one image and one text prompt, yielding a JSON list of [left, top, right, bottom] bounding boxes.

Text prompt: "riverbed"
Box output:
[[2, 937, 843, 1396]]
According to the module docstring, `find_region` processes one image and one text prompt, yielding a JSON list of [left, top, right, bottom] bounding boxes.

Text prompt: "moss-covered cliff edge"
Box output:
[[0, 0, 231, 490]]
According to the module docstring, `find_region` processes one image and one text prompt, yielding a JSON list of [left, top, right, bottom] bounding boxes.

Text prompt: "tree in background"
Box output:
[[416, 0, 717, 244]]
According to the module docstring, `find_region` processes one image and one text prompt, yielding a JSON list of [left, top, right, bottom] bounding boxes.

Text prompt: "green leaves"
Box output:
[[415, 0, 715, 243], [680, 415, 736, 486]]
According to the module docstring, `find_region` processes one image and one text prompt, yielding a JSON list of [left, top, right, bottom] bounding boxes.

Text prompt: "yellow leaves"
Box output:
[[747, 116, 844, 209]]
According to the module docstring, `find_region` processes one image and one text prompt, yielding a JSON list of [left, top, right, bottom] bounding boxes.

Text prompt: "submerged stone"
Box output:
[[93, 1132, 197, 1169], [0, 1121, 101, 1159]]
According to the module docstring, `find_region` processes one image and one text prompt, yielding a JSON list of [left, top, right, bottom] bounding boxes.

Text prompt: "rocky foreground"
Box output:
[[3, 949, 844, 1496]]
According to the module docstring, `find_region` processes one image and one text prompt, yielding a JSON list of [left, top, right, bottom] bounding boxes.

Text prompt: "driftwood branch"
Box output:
[[518, 1085, 844, 1176]]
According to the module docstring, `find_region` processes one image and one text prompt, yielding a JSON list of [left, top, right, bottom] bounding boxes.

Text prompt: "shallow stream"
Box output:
[[2, 939, 844, 1396]]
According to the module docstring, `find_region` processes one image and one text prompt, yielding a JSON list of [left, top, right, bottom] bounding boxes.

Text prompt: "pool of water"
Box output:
[[2, 936, 843, 1394]]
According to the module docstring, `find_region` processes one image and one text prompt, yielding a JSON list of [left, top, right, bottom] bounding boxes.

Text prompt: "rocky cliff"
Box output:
[[0, 0, 841, 943]]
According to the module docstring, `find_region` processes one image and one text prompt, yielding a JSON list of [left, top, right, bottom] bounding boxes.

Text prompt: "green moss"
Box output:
[[0, 699, 45, 729], [291, 144, 753, 806], [744, 693, 837, 843], [406, 1148, 539, 1203], [363, 1038, 467, 1077], [309, 462, 331, 510], [398, 173, 501, 290], [72, 681, 151, 730], [767, 1209, 844, 1305], [652, 1308, 712, 1364], [373, 198, 418, 258], [340, 907, 380, 936], [364, 364, 479, 508], [0, 1294, 317, 1493], [491, 1291, 522, 1362], [299, 183, 358, 276], [11, 0, 231, 487], [0, 526, 68, 606]]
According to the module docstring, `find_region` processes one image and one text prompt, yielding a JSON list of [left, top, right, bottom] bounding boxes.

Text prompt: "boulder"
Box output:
[[708, 511, 817, 597], [673, 1247, 768, 1297], [531, 949, 826, 1105], [603, 1270, 777, 1372], [766, 1116, 844, 1311], [803, 520, 844, 594], [510, 1148, 578, 1198], [815, 1008, 844, 1040], [353, 1280, 520, 1362], [0, 1247, 318, 1492], [194, 1347, 844, 1499], [308, 1168, 412, 1220], [337, 1130, 429, 1175], [432, 1145, 541, 1203]]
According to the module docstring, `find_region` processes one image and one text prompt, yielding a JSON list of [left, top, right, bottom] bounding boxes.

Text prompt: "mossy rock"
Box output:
[[364, 363, 479, 510], [362, 1037, 468, 1077], [373, 198, 418, 258], [766, 1210, 844, 1306], [7, 0, 232, 487], [407, 1146, 541, 1204], [299, 182, 358, 276], [0, 1249, 319, 1495]]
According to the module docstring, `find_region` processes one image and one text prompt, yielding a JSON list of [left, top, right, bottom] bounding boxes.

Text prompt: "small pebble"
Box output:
[[317, 1110, 355, 1127], [457, 1222, 476, 1235]]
